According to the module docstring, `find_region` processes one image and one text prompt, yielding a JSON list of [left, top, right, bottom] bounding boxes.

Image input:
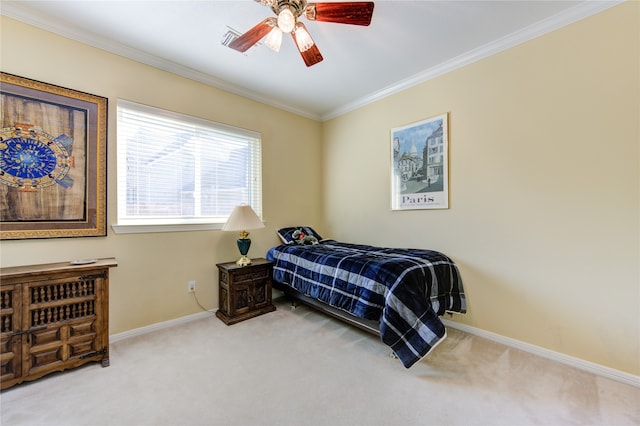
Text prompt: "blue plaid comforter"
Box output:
[[266, 240, 466, 368]]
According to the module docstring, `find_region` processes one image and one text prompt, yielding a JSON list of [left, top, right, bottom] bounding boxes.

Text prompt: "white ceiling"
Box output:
[[1, 0, 621, 121]]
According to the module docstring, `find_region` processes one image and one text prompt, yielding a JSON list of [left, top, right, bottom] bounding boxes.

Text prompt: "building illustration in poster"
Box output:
[[391, 113, 448, 210]]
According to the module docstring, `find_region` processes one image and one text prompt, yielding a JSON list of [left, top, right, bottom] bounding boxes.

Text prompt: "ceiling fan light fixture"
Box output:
[[277, 7, 296, 33], [293, 23, 314, 52], [264, 27, 283, 52], [229, 0, 373, 66]]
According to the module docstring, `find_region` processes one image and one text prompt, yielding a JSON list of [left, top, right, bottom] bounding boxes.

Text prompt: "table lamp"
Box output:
[[222, 205, 265, 266]]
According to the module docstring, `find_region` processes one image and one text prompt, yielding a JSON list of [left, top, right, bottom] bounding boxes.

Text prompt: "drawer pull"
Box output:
[[11, 325, 47, 343], [79, 272, 107, 280], [80, 347, 107, 360]]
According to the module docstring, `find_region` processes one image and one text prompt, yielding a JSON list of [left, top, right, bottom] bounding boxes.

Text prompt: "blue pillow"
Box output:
[[277, 226, 323, 244]]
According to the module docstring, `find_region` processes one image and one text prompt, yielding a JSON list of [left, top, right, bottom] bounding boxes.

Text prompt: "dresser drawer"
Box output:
[[232, 267, 269, 283]]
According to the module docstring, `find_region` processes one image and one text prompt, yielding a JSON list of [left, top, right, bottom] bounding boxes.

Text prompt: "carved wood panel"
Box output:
[[0, 258, 115, 389]]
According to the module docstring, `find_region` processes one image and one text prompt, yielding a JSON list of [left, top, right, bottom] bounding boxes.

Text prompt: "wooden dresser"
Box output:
[[0, 258, 117, 390], [216, 258, 275, 325]]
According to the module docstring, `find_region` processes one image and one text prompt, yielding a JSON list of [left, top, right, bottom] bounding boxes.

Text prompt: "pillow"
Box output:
[[277, 226, 323, 245]]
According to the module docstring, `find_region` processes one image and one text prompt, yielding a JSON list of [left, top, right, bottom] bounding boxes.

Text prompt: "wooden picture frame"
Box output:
[[0, 72, 107, 239], [391, 113, 449, 210]]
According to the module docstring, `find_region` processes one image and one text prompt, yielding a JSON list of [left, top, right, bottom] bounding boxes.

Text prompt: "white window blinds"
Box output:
[[116, 99, 262, 229]]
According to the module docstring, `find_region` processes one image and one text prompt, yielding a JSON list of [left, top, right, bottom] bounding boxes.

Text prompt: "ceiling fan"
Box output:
[[228, 0, 374, 67]]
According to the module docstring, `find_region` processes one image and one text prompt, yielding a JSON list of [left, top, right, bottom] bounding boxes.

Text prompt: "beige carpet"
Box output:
[[2, 298, 639, 426]]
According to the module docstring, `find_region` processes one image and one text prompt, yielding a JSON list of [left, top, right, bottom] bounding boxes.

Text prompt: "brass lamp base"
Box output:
[[235, 235, 252, 266], [236, 255, 252, 266]]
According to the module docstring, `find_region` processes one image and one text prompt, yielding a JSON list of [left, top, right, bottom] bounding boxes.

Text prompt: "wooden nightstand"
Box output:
[[216, 258, 276, 325]]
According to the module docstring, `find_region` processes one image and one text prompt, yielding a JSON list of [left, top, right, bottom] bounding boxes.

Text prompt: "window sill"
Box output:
[[111, 223, 224, 234]]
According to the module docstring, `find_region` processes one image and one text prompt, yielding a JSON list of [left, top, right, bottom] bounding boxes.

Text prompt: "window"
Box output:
[[113, 99, 262, 234]]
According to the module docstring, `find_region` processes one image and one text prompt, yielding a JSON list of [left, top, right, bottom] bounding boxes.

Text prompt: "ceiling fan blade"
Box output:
[[298, 43, 324, 67], [228, 18, 275, 52], [291, 23, 323, 67], [305, 2, 374, 26]]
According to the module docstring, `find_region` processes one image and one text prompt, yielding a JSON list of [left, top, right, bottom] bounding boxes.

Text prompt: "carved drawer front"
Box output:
[[28, 318, 99, 372], [219, 287, 229, 314], [253, 280, 268, 306], [233, 267, 269, 283], [0, 285, 21, 386], [231, 283, 251, 315], [22, 273, 106, 376], [29, 280, 98, 326], [219, 270, 229, 286]]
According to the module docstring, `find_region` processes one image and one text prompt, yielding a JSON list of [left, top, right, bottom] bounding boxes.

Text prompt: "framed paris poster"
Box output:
[[391, 113, 449, 210], [0, 72, 107, 239]]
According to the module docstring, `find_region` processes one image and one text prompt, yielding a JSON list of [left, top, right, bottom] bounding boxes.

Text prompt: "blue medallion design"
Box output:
[[0, 126, 74, 190], [1, 137, 57, 179]]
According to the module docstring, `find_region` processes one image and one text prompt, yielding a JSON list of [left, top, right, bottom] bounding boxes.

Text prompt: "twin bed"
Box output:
[[266, 227, 466, 368]]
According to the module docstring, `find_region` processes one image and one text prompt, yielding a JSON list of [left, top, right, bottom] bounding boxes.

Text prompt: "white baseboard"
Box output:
[[442, 318, 640, 388], [109, 309, 638, 388], [110, 309, 216, 343]]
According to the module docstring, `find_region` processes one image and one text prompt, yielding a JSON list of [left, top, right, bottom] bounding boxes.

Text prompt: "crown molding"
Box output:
[[320, 0, 624, 121], [0, 2, 322, 121], [2, 1, 622, 122]]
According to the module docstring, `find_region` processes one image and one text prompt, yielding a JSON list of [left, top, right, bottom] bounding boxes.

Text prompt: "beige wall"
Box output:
[[0, 16, 323, 334], [1, 2, 638, 377], [322, 2, 639, 375]]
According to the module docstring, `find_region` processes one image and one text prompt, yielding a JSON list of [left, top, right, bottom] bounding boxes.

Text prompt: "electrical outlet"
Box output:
[[188, 280, 196, 293]]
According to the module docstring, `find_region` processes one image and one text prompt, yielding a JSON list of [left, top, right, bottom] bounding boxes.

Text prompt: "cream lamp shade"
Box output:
[[222, 205, 265, 266]]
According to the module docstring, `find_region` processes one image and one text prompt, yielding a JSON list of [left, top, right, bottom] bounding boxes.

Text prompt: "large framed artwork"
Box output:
[[0, 72, 108, 239], [391, 113, 449, 210]]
